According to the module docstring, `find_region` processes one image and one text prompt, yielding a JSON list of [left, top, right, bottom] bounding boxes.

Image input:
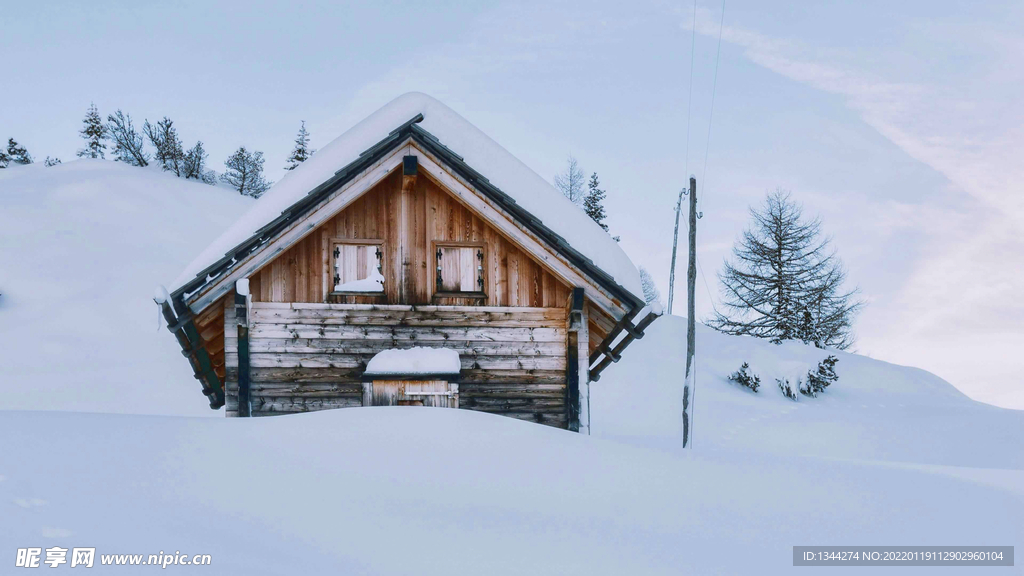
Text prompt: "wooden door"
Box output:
[[366, 381, 459, 408]]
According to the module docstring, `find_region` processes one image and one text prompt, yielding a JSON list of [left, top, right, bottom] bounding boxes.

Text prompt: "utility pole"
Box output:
[[682, 176, 697, 448], [667, 187, 685, 314]]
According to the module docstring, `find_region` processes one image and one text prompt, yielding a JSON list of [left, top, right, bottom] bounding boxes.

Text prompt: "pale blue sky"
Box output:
[[2, 0, 1021, 407]]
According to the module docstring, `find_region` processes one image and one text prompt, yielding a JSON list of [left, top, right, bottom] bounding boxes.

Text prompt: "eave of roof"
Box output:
[[171, 115, 644, 314]]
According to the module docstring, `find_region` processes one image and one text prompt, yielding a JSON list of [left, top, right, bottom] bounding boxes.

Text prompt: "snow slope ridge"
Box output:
[[169, 92, 643, 300], [594, 315, 1024, 469], [0, 160, 251, 416], [1, 408, 1020, 575]]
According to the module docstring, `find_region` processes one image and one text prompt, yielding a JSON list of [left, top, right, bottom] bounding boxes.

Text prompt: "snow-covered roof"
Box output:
[[169, 92, 642, 301], [364, 347, 461, 378]]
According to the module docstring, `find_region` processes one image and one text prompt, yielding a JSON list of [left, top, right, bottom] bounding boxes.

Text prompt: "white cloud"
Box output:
[[680, 5, 1024, 406]]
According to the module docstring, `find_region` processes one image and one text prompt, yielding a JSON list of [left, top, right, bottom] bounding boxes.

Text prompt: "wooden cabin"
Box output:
[[157, 93, 658, 432]]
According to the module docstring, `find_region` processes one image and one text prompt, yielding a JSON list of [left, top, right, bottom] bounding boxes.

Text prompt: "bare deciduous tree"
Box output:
[[222, 146, 271, 198], [144, 117, 184, 176], [553, 154, 585, 206], [106, 110, 149, 167], [709, 189, 862, 349], [182, 141, 215, 183]]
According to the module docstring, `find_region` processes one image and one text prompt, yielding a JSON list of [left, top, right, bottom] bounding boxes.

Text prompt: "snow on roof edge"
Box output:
[[169, 92, 643, 301]]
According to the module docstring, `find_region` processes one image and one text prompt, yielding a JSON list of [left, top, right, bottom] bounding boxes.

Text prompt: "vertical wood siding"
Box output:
[[247, 170, 571, 308]]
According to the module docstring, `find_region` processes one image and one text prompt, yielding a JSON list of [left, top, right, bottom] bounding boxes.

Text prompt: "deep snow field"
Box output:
[[0, 160, 250, 416], [2, 161, 1021, 574]]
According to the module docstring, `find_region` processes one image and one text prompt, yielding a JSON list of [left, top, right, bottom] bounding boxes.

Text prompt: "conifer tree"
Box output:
[[7, 138, 33, 165], [44, 156, 62, 167], [584, 172, 609, 231], [638, 266, 662, 307], [222, 146, 272, 197], [285, 121, 313, 170], [106, 110, 149, 166], [0, 147, 9, 169], [144, 117, 184, 176], [709, 189, 863, 349], [77, 103, 107, 159]]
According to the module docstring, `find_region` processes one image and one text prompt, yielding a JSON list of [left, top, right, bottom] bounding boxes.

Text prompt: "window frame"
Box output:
[[328, 237, 385, 297], [432, 240, 487, 300]]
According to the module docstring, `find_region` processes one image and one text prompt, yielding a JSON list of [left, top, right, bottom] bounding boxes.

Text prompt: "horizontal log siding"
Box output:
[[242, 302, 568, 427]]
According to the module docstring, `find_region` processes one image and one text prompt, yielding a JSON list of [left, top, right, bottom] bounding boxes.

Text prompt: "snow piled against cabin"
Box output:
[[2, 377, 1021, 574], [365, 347, 460, 376], [0, 160, 251, 416], [170, 92, 644, 300]]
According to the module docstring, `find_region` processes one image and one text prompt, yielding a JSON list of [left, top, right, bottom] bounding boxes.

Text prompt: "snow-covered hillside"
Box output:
[[0, 160, 250, 416], [2, 160, 1020, 574], [595, 316, 1024, 469]]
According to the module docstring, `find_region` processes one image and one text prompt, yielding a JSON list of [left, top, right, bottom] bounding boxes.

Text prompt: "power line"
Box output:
[[667, 0, 700, 316], [699, 0, 726, 214], [696, 256, 720, 317]]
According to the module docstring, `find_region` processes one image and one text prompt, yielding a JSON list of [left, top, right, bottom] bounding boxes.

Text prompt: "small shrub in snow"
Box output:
[[728, 362, 760, 392], [222, 146, 272, 198], [777, 377, 799, 400], [7, 138, 32, 165], [803, 355, 839, 397]]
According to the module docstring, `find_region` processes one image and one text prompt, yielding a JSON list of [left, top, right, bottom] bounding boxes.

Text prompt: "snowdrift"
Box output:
[[2, 408, 1021, 575], [595, 315, 1023, 469], [0, 160, 250, 416], [598, 315, 1019, 469]]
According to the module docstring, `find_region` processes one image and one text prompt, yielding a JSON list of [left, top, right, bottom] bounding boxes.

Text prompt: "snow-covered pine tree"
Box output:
[[553, 155, 585, 206], [182, 141, 210, 182], [638, 266, 662, 307], [77, 103, 107, 159], [709, 189, 862, 349], [0, 147, 9, 169], [106, 110, 149, 167], [285, 121, 314, 170], [222, 146, 272, 197], [144, 117, 184, 176], [728, 362, 761, 392], [7, 138, 33, 165], [804, 355, 839, 396], [584, 172, 609, 231], [44, 156, 62, 167]]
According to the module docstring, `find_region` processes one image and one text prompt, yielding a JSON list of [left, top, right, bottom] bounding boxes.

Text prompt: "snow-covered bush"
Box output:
[[803, 355, 839, 397], [728, 362, 760, 392], [777, 377, 799, 400]]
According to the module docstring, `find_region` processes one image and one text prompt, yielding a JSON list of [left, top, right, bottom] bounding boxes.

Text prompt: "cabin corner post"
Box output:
[[566, 287, 589, 434], [235, 280, 252, 417]]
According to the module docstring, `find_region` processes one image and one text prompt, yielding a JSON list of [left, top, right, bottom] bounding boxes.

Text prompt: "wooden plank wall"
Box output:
[[194, 294, 228, 382], [247, 170, 571, 309], [227, 302, 569, 427]]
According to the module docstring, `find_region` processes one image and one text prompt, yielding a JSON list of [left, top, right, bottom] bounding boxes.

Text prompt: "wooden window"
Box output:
[[434, 242, 485, 297], [331, 239, 384, 294]]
